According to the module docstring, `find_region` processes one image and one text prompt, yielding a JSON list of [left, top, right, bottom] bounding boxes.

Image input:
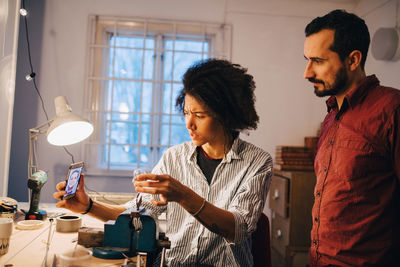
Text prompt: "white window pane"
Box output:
[[162, 83, 172, 114], [140, 122, 150, 145], [171, 114, 185, 124], [161, 115, 169, 123], [173, 52, 204, 81], [171, 124, 190, 145], [108, 145, 138, 164], [145, 38, 155, 49], [163, 51, 173, 81], [142, 114, 151, 123], [173, 39, 204, 52], [142, 82, 153, 113], [106, 121, 139, 144], [112, 48, 143, 79], [111, 81, 141, 112], [114, 35, 144, 48], [139, 146, 150, 165], [171, 83, 183, 114], [160, 123, 170, 146], [144, 50, 155, 80]]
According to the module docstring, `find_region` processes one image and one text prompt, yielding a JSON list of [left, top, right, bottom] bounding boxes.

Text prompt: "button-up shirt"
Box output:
[[310, 75, 400, 266], [126, 138, 272, 266]]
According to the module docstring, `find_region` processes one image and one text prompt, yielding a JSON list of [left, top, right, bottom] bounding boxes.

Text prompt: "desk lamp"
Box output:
[[26, 96, 93, 220]]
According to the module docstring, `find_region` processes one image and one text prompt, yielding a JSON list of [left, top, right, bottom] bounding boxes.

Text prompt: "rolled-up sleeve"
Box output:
[[228, 158, 272, 244]]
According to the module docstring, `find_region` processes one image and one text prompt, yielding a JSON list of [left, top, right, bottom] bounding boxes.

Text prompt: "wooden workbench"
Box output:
[[0, 203, 145, 267]]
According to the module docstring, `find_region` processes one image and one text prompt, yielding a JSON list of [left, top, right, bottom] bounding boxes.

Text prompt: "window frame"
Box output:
[[82, 15, 232, 177]]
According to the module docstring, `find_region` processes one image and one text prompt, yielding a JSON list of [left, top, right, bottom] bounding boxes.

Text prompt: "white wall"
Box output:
[[357, 0, 400, 86], [8, 0, 400, 205], [0, 0, 19, 197]]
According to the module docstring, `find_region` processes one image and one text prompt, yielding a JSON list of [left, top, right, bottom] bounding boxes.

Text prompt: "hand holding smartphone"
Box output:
[[63, 162, 84, 200]]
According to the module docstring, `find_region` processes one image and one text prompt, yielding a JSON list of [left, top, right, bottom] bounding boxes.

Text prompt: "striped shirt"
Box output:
[[125, 138, 273, 266]]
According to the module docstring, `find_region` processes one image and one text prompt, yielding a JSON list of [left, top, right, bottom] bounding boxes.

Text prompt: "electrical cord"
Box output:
[[83, 184, 126, 205], [21, 0, 49, 122], [4, 223, 53, 265], [41, 218, 54, 267], [21, 0, 75, 164]]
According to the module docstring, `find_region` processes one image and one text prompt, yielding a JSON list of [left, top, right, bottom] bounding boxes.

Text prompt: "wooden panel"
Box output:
[[269, 175, 289, 218], [285, 246, 309, 267], [271, 212, 289, 257], [270, 170, 316, 267], [287, 171, 316, 247]]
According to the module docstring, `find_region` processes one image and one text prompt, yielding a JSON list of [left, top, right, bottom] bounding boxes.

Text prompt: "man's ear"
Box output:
[[347, 50, 362, 71]]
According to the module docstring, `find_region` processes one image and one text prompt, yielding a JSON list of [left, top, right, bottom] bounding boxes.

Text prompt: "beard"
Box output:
[[310, 67, 348, 97]]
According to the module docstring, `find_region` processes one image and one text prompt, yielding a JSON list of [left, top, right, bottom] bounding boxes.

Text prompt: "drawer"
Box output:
[[269, 175, 289, 217], [285, 246, 309, 267], [271, 212, 290, 257]]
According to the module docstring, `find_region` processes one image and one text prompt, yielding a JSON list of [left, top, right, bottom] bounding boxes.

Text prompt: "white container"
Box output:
[[0, 217, 13, 255]]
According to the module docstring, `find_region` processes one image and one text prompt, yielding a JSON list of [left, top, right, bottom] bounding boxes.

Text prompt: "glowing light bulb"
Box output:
[[25, 72, 35, 81], [19, 8, 28, 16]]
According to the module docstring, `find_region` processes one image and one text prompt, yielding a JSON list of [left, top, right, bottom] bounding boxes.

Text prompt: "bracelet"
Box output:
[[191, 198, 206, 217], [81, 198, 93, 215]]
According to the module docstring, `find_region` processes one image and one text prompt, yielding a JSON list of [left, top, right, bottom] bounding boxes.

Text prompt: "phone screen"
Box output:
[[63, 162, 84, 199]]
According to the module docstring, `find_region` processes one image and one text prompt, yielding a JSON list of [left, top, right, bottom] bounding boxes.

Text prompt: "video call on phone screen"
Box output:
[[65, 166, 83, 195]]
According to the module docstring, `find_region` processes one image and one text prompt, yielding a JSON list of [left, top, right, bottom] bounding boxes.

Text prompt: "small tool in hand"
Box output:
[[136, 193, 142, 211]]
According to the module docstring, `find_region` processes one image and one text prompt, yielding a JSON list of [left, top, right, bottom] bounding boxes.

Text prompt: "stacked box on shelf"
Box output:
[[274, 146, 314, 171]]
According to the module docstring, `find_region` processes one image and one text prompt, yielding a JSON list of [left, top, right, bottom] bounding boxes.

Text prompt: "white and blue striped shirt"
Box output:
[[126, 138, 272, 266]]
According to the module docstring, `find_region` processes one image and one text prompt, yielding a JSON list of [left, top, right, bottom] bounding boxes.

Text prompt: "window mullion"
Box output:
[[168, 24, 177, 148], [106, 23, 118, 171], [136, 21, 147, 170], [151, 34, 163, 167]]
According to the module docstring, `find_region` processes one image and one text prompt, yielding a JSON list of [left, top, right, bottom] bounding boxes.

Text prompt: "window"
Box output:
[[83, 16, 231, 176]]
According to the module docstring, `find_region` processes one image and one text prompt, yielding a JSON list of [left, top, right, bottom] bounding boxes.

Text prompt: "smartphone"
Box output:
[[63, 162, 84, 200]]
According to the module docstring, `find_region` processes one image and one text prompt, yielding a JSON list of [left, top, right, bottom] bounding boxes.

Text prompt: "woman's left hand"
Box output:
[[133, 174, 188, 206]]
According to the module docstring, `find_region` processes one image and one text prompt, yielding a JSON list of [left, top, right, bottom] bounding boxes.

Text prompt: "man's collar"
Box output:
[[325, 75, 379, 112], [345, 75, 379, 109]]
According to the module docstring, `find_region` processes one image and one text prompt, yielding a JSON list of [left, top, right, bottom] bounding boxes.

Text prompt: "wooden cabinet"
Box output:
[[269, 170, 316, 267]]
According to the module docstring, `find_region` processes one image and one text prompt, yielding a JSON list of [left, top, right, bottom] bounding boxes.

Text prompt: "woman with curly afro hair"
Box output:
[[54, 58, 272, 266]]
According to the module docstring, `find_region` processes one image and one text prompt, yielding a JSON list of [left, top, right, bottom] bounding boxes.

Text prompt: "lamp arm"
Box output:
[[28, 119, 53, 179]]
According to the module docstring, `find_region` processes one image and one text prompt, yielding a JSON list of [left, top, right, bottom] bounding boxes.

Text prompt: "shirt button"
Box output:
[[323, 167, 327, 172], [314, 217, 318, 222], [329, 140, 334, 145], [316, 191, 321, 197], [313, 240, 317, 245]]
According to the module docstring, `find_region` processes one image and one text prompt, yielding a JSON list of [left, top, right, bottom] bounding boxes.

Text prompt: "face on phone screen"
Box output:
[[64, 165, 83, 198]]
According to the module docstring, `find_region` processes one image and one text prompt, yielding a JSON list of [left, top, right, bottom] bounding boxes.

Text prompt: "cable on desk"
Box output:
[[83, 185, 125, 205], [4, 223, 52, 265], [42, 218, 55, 267]]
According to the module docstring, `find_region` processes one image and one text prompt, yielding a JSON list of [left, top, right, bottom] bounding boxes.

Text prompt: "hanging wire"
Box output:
[[21, 0, 75, 164], [63, 147, 75, 163], [21, 0, 49, 122]]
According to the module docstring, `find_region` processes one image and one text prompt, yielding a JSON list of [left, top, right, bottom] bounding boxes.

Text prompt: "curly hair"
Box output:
[[176, 58, 259, 139], [305, 9, 370, 70]]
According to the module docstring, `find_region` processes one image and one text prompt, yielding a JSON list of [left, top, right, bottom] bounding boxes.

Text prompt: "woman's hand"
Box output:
[[133, 174, 188, 206], [53, 173, 90, 213]]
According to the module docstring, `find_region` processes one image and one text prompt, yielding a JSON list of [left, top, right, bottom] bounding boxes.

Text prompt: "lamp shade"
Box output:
[[46, 96, 93, 146]]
